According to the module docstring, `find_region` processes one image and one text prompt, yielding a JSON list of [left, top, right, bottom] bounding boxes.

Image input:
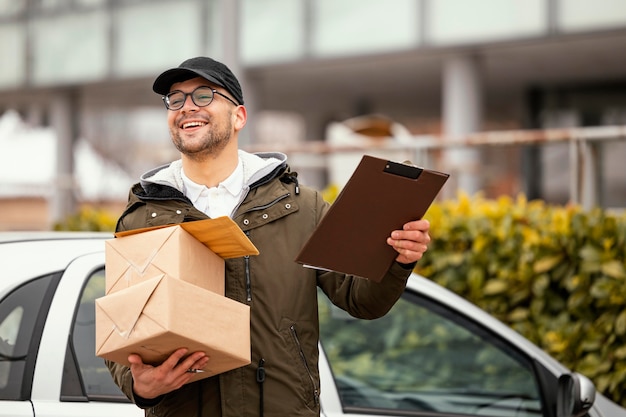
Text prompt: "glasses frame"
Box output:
[[162, 86, 238, 110]]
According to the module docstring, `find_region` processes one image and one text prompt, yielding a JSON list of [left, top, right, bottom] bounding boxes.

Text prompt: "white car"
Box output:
[[1, 232, 624, 417]]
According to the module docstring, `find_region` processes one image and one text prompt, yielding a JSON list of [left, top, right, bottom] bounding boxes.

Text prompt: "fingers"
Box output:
[[128, 349, 209, 399], [402, 219, 430, 233], [162, 348, 193, 370], [390, 220, 430, 244], [388, 219, 431, 264], [174, 350, 210, 373], [188, 354, 210, 371]]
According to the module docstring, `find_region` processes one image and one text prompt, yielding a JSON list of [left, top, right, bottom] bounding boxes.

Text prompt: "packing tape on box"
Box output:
[[126, 247, 160, 278], [114, 324, 131, 340]]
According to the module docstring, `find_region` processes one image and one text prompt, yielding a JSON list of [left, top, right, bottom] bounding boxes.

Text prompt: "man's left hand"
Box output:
[[387, 219, 431, 265]]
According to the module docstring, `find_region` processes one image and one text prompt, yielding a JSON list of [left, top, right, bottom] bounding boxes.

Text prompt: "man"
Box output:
[[107, 56, 432, 417]]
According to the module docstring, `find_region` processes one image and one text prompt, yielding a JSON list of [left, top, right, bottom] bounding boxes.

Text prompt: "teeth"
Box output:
[[182, 121, 206, 129]]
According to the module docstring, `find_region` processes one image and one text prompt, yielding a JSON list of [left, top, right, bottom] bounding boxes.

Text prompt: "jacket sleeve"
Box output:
[[312, 191, 412, 320], [105, 359, 163, 408], [317, 262, 410, 320]]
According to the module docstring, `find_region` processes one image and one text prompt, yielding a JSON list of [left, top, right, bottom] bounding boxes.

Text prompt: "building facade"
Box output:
[[1, 0, 626, 227]]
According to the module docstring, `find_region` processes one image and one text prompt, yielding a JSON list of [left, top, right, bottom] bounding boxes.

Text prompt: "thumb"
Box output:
[[127, 353, 144, 367]]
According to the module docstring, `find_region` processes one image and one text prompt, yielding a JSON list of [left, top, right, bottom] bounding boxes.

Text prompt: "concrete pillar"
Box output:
[[49, 92, 77, 226], [218, 0, 240, 75], [218, 0, 254, 146], [24, 105, 44, 126], [442, 55, 483, 197]]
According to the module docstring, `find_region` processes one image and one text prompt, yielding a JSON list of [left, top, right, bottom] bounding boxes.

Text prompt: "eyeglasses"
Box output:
[[162, 86, 238, 110]]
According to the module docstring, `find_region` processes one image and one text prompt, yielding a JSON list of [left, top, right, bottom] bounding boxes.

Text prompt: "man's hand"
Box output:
[[387, 219, 431, 265], [128, 348, 209, 399]]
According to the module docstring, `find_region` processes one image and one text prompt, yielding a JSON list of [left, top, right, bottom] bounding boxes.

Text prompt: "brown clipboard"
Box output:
[[295, 155, 449, 282]]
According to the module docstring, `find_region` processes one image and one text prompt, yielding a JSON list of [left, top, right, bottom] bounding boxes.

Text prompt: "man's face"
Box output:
[[166, 77, 238, 161]]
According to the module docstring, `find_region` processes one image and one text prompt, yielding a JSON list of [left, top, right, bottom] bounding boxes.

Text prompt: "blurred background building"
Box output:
[[1, 0, 626, 230]]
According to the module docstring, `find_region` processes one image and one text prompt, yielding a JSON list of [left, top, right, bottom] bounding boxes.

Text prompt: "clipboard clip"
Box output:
[[383, 160, 423, 179]]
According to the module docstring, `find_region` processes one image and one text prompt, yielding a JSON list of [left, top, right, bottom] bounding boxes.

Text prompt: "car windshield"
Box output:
[[318, 289, 543, 416]]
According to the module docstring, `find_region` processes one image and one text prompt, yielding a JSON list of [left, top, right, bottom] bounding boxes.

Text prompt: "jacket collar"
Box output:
[[138, 150, 288, 193]]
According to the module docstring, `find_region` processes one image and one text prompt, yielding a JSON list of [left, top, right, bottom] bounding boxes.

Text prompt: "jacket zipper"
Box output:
[[290, 325, 320, 406], [240, 194, 289, 303], [244, 231, 252, 302], [245, 255, 251, 302]]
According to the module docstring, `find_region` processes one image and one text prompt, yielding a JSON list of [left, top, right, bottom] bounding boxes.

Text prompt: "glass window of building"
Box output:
[[311, 0, 419, 57], [32, 0, 105, 11], [75, 0, 108, 6], [31, 11, 109, 85], [558, 0, 626, 32], [428, 0, 547, 45], [240, 0, 305, 65], [35, 0, 72, 11], [0, 24, 26, 89], [115, 0, 202, 77], [0, 0, 26, 16]]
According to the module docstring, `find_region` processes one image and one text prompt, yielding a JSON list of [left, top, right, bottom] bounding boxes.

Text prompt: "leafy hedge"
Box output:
[[415, 192, 626, 407]]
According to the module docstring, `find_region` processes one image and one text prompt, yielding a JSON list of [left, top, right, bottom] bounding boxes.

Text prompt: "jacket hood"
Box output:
[[139, 150, 287, 193]]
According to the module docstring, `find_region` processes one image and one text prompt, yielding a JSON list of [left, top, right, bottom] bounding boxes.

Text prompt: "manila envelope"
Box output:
[[95, 274, 251, 382], [114, 216, 259, 258]]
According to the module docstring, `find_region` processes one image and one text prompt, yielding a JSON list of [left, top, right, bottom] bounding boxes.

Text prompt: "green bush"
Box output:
[[415, 192, 626, 406]]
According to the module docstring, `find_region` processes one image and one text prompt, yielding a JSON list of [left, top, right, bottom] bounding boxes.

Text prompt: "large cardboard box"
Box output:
[[97, 217, 259, 381], [105, 217, 259, 295], [96, 275, 250, 382]]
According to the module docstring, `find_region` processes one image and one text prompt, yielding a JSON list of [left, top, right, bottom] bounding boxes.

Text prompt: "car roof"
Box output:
[[0, 231, 112, 244], [0, 231, 111, 293]]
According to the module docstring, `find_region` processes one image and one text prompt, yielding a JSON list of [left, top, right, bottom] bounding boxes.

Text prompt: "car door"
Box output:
[[0, 268, 57, 417], [317, 285, 556, 417], [29, 251, 142, 417]]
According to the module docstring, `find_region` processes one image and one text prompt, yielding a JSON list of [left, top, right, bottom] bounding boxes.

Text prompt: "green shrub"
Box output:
[[416, 192, 626, 406]]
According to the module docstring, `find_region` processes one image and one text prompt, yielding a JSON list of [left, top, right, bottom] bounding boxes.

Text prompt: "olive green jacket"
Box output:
[[106, 151, 411, 417]]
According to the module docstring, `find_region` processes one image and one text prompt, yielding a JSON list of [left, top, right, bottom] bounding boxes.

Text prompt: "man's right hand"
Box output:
[[128, 348, 209, 399]]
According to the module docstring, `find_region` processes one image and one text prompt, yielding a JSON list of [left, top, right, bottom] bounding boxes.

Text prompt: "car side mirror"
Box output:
[[557, 373, 596, 417]]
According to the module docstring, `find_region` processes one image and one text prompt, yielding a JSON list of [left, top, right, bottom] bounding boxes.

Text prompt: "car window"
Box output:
[[319, 290, 544, 416], [0, 307, 23, 388], [63, 268, 128, 401], [0, 273, 60, 400]]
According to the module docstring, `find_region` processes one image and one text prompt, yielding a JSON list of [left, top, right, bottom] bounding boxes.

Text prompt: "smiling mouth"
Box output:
[[181, 121, 207, 129]]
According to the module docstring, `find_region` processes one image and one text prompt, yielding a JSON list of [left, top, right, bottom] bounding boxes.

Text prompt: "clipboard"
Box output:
[[295, 155, 449, 282]]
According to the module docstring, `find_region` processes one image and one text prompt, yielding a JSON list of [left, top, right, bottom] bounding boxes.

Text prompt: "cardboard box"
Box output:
[[105, 217, 259, 295], [106, 226, 224, 294], [98, 217, 258, 380], [96, 275, 251, 382]]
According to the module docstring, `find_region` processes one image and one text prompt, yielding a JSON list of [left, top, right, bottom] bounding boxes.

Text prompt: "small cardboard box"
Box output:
[[105, 217, 259, 294], [105, 226, 224, 294], [96, 275, 251, 382]]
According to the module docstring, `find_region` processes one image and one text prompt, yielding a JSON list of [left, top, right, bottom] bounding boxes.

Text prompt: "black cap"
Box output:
[[152, 57, 244, 105]]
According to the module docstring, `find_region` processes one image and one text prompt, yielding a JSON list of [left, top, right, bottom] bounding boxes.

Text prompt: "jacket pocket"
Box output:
[[288, 324, 320, 408]]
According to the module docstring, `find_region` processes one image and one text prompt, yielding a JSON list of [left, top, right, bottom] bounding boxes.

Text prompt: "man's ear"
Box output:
[[233, 105, 247, 131]]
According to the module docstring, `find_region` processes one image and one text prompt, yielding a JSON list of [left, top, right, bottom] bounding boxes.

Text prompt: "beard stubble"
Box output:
[[170, 115, 233, 162]]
